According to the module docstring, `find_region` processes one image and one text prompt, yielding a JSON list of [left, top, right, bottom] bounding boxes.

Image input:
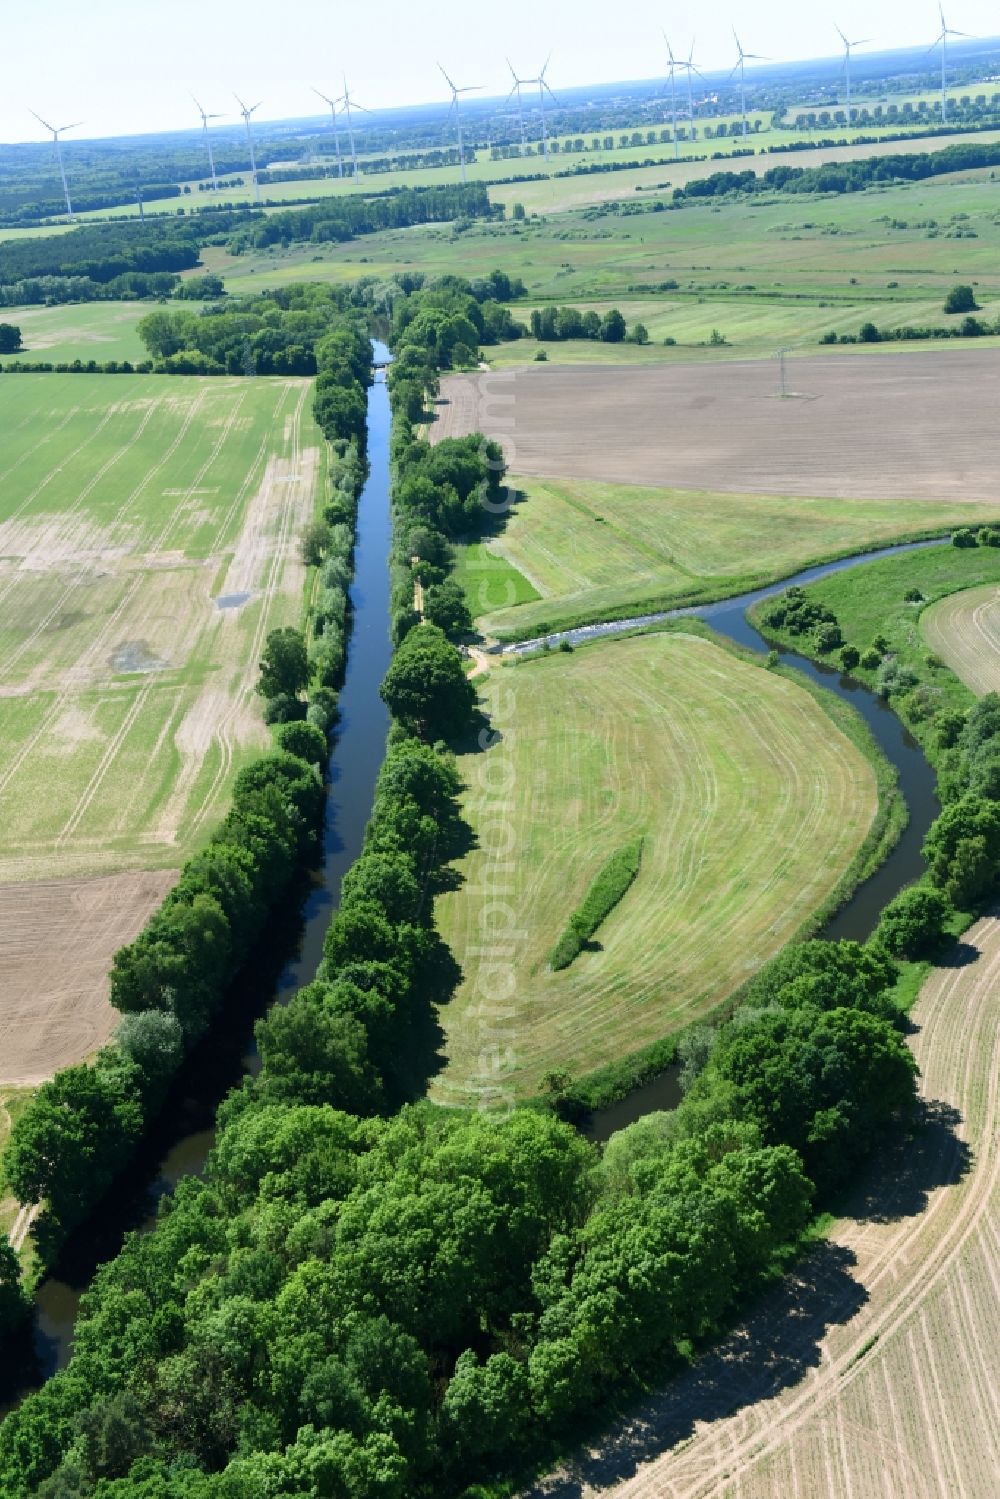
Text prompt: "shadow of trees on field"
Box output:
[[523, 1241, 867, 1498], [521, 1094, 970, 1497]]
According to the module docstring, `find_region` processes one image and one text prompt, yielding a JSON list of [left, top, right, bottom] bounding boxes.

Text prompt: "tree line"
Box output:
[[672, 136, 1000, 203], [0, 277, 921, 1494], [0, 301, 373, 1309], [226, 182, 499, 254]]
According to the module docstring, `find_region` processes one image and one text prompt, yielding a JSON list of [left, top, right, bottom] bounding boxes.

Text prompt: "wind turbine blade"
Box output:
[[687, 36, 696, 64], [947, 28, 973, 37], [835, 22, 848, 47], [438, 61, 457, 93], [59, 122, 83, 133], [732, 26, 743, 54], [234, 93, 247, 112], [542, 81, 559, 104], [456, 85, 481, 94], [29, 108, 55, 133], [312, 86, 335, 106], [662, 29, 676, 63], [540, 51, 552, 79], [507, 56, 518, 82], [191, 94, 205, 115], [503, 81, 520, 106], [744, 53, 769, 61], [249, 102, 262, 114]]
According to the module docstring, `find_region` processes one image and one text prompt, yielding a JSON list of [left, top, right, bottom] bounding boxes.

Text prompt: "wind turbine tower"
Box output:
[[438, 63, 481, 182], [662, 34, 681, 159], [930, 5, 971, 124], [834, 26, 871, 124], [729, 29, 768, 139], [234, 94, 262, 203], [29, 111, 80, 218], [312, 86, 345, 177], [192, 96, 223, 191], [505, 59, 528, 154], [339, 79, 369, 180]]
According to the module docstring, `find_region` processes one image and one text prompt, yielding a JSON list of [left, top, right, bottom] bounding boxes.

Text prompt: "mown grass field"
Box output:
[[921, 582, 1000, 695], [1, 301, 150, 365], [432, 631, 878, 1104], [457, 475, 999, 639], [0, 372, 321, 883]]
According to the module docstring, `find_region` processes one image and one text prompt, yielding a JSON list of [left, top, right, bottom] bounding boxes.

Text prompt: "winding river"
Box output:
[[3, 370, 947, 1397]]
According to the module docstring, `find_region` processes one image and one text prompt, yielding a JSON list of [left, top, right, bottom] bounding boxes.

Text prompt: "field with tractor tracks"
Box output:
[[432, 630, 879, 1104], [0, 372, 321, 1084]]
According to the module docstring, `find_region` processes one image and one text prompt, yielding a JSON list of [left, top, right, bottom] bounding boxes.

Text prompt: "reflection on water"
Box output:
[[3, 348, 393, 1405]]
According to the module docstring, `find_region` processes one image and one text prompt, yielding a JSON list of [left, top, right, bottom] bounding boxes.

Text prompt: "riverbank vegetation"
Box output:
[[450, 475, 993, 641], [0, 314, 372, 1284]]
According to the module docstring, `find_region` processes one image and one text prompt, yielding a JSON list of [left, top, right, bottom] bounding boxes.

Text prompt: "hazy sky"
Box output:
[[4, 0, 997, 144]]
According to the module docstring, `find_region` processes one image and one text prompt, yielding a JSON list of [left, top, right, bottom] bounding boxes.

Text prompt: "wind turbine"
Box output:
[[683, 39, 705, 125], [234, 94, 262, 203], [192, 96, 223, 191], [29, 110, 80, 218], [312, 86, 344, 178], [662, 34, 681, 159], [505, 58, 528, 155], [729, 29, 768, 139], [834, 27, 871, 124], [930, 5, 971, 124], [438, 62, 481, 182], [514, 55, 558, 164], [339, 78, 369, 180]]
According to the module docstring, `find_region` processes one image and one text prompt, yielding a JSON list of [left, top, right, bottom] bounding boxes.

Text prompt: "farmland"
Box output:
[[529, 911, 1000, 1499], [0, 301, 149, 365], [0, 372, 321, 1082], [452, 473, 997, 639], [85, 123, 1000, 226], [437, 352, 1000, 500], [921, 583, 1000, 694], [432, 630, 879, 1104]]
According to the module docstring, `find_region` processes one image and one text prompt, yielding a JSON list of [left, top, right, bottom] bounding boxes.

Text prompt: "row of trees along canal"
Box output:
[[0, 266, 973, 1498]]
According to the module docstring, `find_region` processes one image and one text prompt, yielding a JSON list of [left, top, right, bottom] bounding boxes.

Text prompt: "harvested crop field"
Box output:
[[432, 631, 878, 1105], [527, 911, 1000, 1499], [921, 583, 1000, 696], [436, 350, 1000, 501], [0, 373, 320, 1080], [0, 871, 176, 1086]]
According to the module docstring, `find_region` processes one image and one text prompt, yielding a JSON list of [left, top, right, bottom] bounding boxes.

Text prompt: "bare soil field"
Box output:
[[0, 872, 176, 1087], [436, 350, 1000, 502], [526, 913, 1000, 1499], [921, 583, 1000, 696]]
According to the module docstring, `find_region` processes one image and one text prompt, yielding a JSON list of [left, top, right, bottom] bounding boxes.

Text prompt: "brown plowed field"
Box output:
[[0, 871, 176, 1085], [436, 350, 1000, 501], [525, 914, 1000, 1499]]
